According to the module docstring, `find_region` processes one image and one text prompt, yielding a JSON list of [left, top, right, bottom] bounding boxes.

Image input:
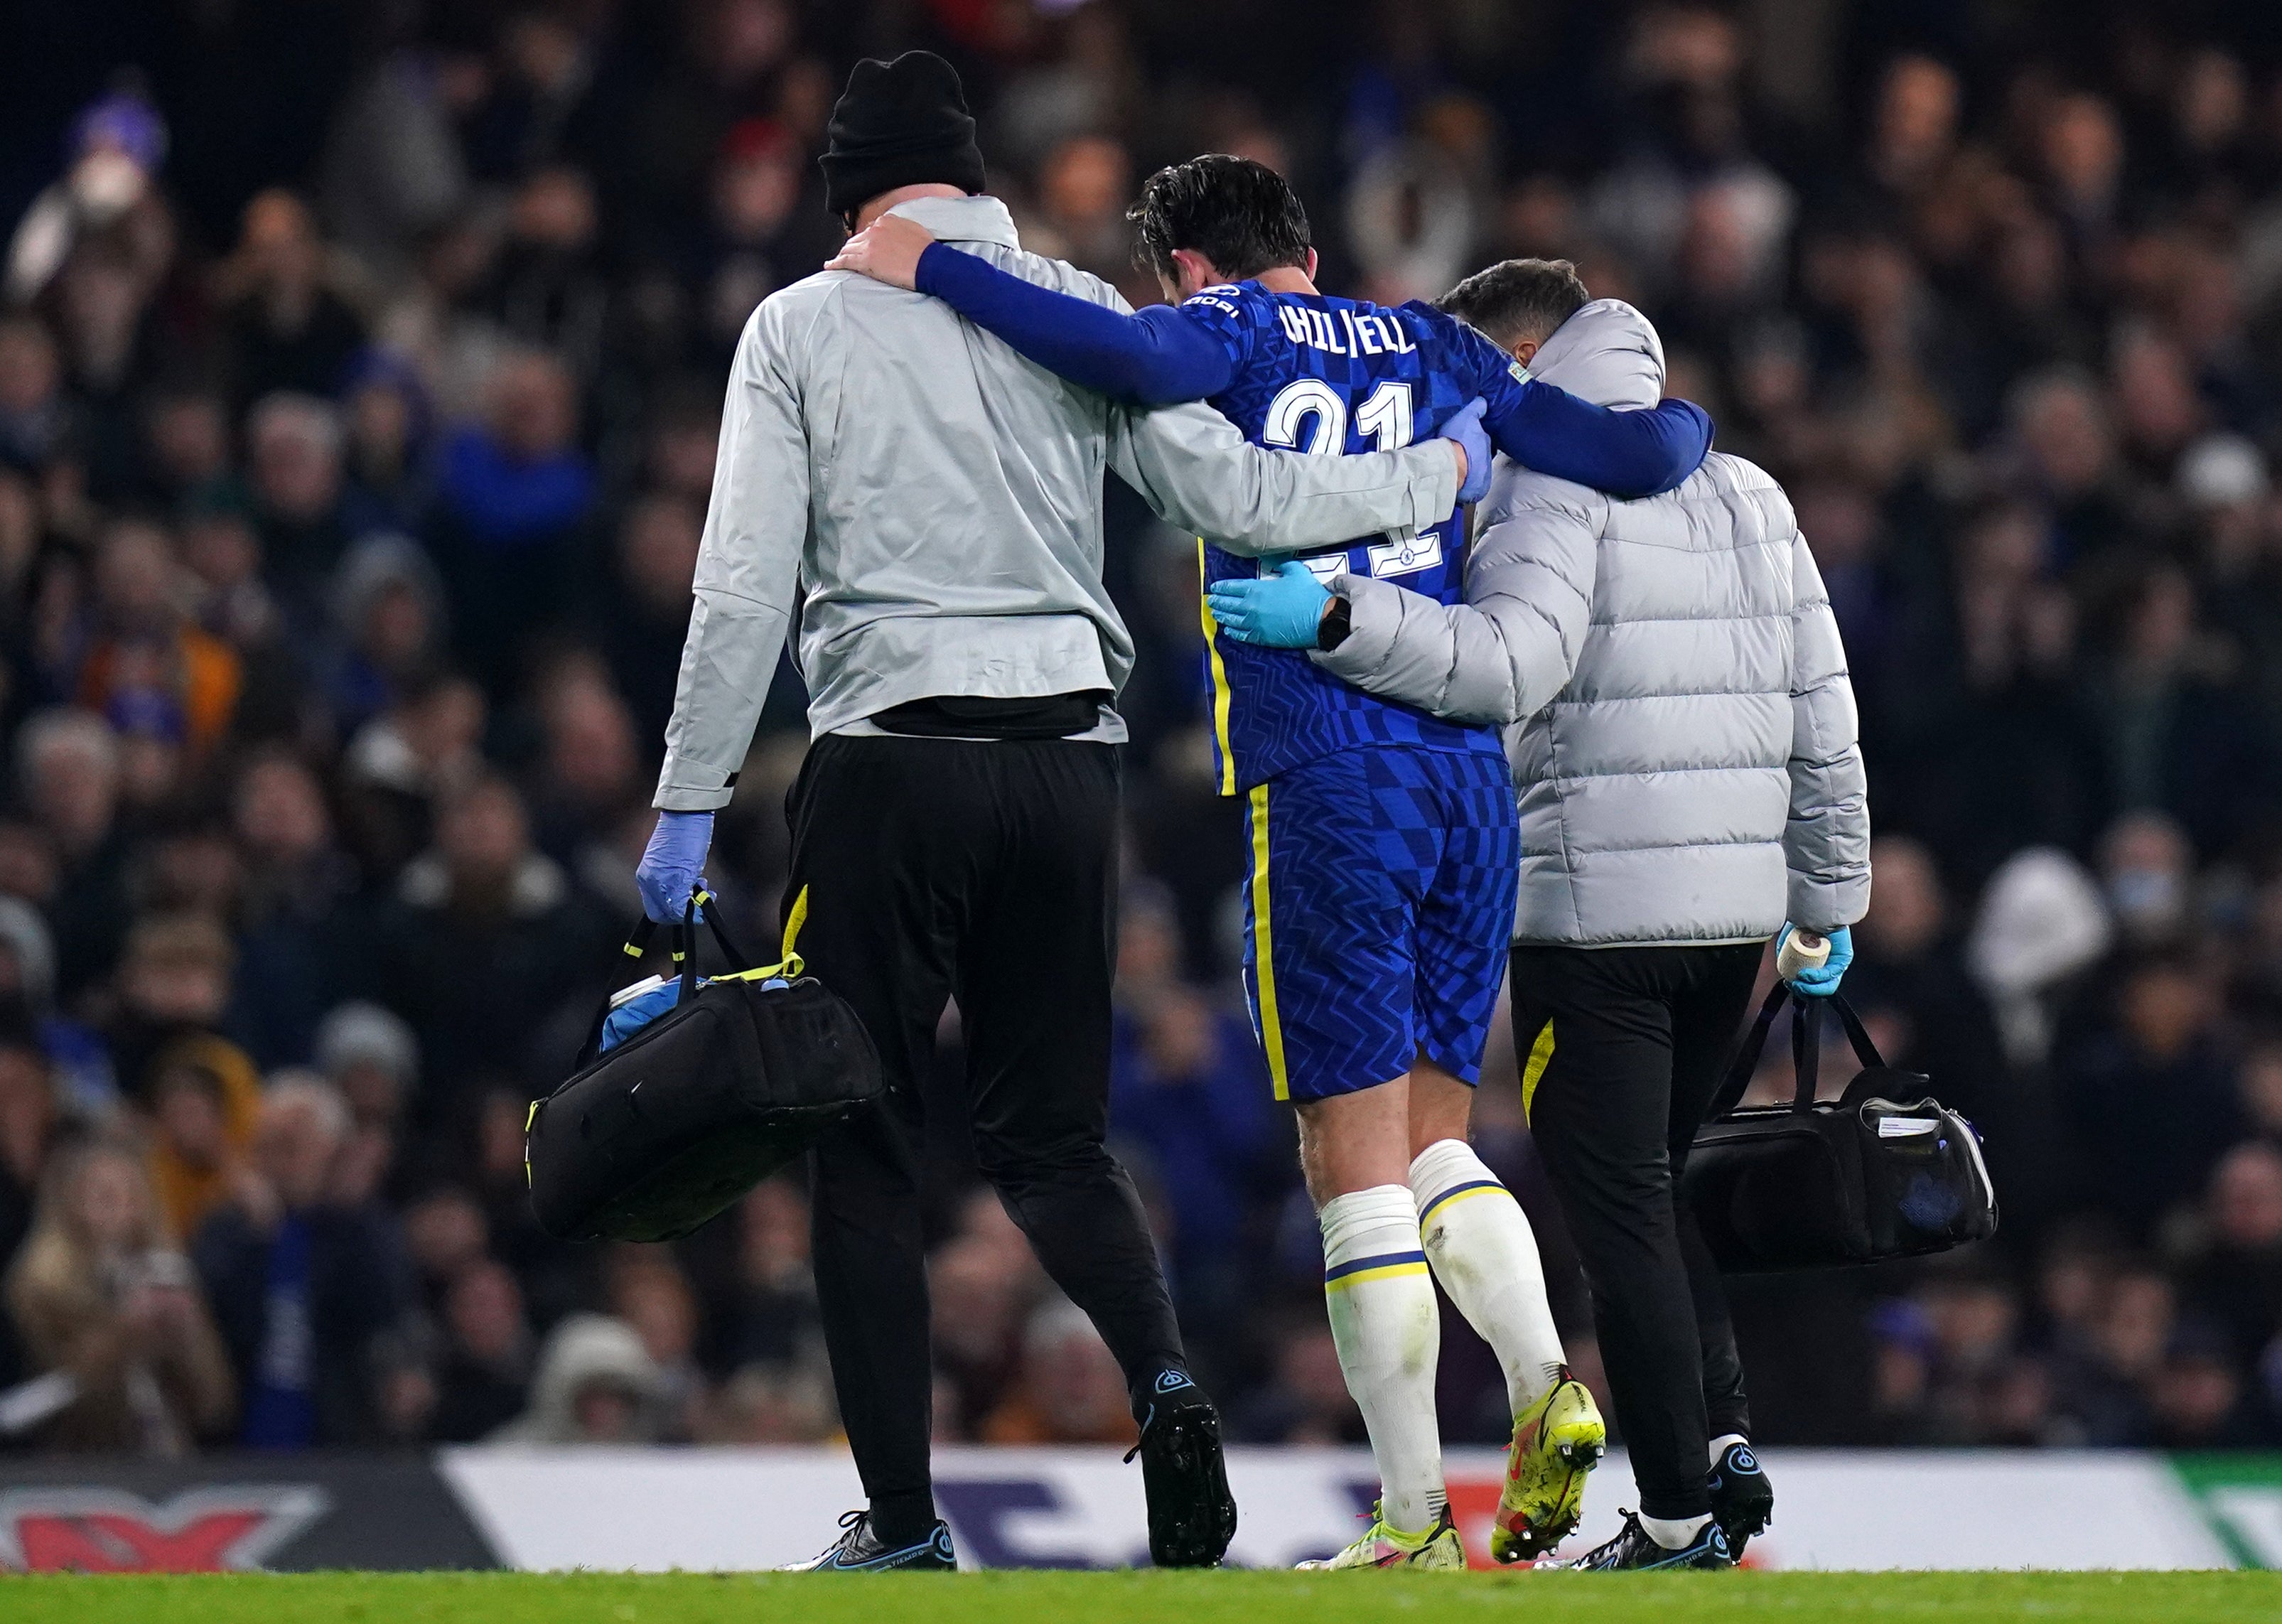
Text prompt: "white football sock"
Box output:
[[1711, 1432, 1749, 1463], [1640, 1512, 1713, 1550], [1320, 1184, 1444, 1535], [1409, 1139, 1566, 1417]]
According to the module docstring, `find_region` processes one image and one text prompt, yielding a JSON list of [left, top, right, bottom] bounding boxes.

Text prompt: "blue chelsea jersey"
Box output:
[[1184, 282, 1517, 794]]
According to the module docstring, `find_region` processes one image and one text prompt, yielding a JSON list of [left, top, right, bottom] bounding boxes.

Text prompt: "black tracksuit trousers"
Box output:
[[1510, 942, 1761, 1521], [785, 734, 1185, 1541]]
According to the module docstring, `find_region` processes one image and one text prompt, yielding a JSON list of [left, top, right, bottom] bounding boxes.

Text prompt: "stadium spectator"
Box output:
[[689, 1176, 820, 1380], [0, 1027, 57, 1274], [493, 1313, 665, 1444], [140, 1036, 259, 1244], [193, 1076, 415, 1447], [981, 1299, 1139, 1446], [4, 1137, 235, 1451], [313, 1000, 420, 1135], [244, 391, 362, 608], [695, 1361, 836, 1444], [360, 771, 612, 1132], [16, 709, 131, 996], [230, 751, 359, 1068], [426, 348, 595, 692], [215, 191, 367, 411], [428, 1258, 534, 1444]]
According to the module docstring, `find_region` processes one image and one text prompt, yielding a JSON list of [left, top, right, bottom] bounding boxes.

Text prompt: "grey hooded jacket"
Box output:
[[1313, 299, 1871, 946], [654, 194, 1459, 812]]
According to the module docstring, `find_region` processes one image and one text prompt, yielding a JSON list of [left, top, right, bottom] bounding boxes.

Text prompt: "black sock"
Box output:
[[868, 1491, 937, 1547]]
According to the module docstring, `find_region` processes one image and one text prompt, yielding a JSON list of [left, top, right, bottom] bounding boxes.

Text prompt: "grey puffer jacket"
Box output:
[[653, 195, 1458, 812], [1313, 299, 1870, 946]]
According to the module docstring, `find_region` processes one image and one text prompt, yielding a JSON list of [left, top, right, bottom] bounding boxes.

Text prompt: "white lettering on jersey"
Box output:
[[1261, 377, 1348, 455], [1367, 533, 1444, 579], [1267, 303, 1419, 359]]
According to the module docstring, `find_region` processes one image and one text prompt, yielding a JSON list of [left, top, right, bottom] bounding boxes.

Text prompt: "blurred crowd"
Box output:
[[4, 0, 2282, 1458]]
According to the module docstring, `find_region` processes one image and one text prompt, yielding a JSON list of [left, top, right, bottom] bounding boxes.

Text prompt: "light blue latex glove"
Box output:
[[636, 810, 714, 923], [1205, 559, 1333, 648], [1438, 397, 1493, 505], [1777, 923, 1853, 997]]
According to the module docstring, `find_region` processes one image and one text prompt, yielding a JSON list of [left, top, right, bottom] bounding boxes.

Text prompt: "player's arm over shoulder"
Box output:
[[1312, 463, 1603, 726]]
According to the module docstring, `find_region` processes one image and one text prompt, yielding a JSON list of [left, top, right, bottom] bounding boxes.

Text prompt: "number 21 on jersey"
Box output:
[[1261, 379, 1414, 456]]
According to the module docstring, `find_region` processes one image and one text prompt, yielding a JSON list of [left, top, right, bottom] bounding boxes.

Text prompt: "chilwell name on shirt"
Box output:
[[1273, 305, 1416, 358]]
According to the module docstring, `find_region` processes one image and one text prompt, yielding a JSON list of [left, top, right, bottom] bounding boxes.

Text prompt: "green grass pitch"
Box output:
[[4, 1570, 2279, 1624]]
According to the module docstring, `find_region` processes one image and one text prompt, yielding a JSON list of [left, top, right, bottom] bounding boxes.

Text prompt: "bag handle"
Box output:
[[1709, 979, 1790, 1119], [1829, 991, 1886, 1070], [1789, 991, 1895, 1112], [571, 913, 670, 1072], [1790, 986, 1819, 1113], [560, 885, 802, 1079], [688, 887, 756, 974], [1708, 983, 1890, 1122], [674, 896, 701, 1004]]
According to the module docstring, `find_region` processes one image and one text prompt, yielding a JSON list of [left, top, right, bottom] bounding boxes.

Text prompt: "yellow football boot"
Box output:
[[1297, 1505, 1466, 1570], [1490, 1372, 1605, 1563]]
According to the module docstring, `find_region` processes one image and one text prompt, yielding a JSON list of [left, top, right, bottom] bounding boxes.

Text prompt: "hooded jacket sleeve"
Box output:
[[654, 301, 811, 812], [1107, 400, 1459, 556], [1308, 471, 1602, 724], [1785, 529, 1872, 930]]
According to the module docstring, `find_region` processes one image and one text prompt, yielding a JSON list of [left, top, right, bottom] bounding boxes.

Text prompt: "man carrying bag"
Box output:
[[633, 53, 1478, 1573], [1207, 271, 1872, 1568]]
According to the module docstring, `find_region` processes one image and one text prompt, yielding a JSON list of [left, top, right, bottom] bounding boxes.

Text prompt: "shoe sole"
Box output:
[[1588, 1547, 1730, 1572], [1143, 1411, 1239, 1567], [1713, 1490, 1773, 1559]]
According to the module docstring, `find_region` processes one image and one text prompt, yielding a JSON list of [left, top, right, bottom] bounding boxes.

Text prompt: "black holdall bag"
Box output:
[[524, 888, 882, 1243], [1682, 982, 1998, 1273]]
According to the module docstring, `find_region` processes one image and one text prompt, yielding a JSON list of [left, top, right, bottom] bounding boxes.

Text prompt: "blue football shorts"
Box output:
[[1237, 744, 1519, 1102]]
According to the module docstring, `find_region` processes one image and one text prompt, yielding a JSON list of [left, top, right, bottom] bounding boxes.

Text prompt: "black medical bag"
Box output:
[[1684, 983, 1998, 1273], [525, 896, 880, 1243]]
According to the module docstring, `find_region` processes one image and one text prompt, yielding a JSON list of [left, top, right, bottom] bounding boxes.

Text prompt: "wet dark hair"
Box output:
[[1438, 258, 1591, 350], [1128, 154, 1311, 285]]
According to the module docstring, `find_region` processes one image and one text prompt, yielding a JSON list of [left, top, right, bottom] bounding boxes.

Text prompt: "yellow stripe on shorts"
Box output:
[[1200, 540, 1237, 797], [1248, 781, 1289, 1101], [1521, 1017, 1556, 1122]]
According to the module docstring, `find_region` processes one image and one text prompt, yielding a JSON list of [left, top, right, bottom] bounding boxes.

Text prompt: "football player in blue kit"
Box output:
[[830, 155, 1712, 1568]]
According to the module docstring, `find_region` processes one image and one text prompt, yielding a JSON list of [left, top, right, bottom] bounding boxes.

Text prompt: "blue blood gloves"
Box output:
[[1777, 923, 1853, 997], [1440, 398, 1494, 505], [1206, 560, 1334, 649], [636, 810, 714, 923]]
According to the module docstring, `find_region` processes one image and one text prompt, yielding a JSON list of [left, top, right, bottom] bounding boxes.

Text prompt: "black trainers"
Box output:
[[782, 1510, 958, 1572], [1126, 1372, 1238, 1567], [1567, 1511, 1731, 1571], [1708, 1440, 1773, 1559]]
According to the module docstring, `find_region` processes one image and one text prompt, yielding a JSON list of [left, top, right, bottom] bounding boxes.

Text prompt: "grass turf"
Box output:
[[3, 1570, 2278, 1624]]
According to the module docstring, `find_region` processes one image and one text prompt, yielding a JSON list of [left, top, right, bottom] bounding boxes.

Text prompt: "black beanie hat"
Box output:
[[819, 51, 986, 219]]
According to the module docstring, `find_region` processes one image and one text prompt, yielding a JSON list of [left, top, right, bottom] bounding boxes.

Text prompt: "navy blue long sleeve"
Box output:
[[910, 240, 1713, 495], [915, 242, 1233, 404], [1484, 384, 1711, 498]]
